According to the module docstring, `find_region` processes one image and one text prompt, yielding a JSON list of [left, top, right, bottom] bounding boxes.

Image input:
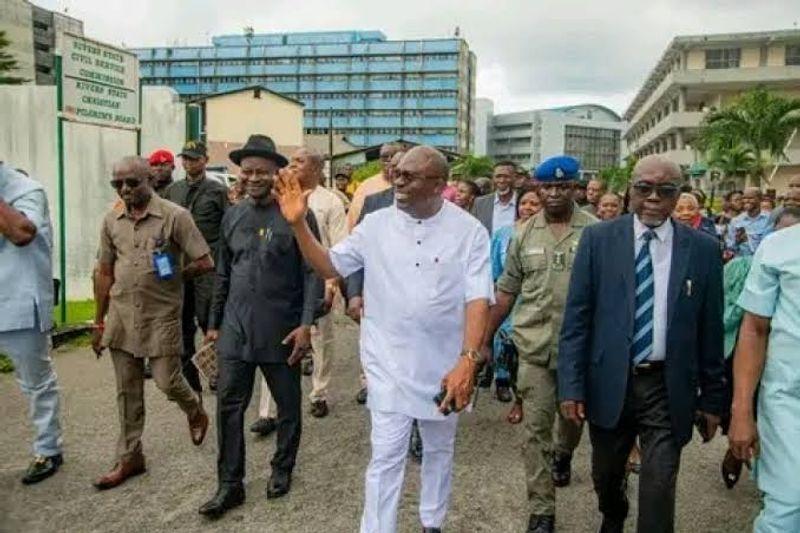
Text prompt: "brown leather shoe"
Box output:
[[93, 454, 146, 490], [189, 405, 210, 446]]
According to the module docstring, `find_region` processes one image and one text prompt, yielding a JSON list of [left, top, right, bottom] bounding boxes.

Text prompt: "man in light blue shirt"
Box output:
[[729, 223, 800, 533], [0, 162, 63, 484], [470, 161, 517, 236], [725, 187, 771, 256]]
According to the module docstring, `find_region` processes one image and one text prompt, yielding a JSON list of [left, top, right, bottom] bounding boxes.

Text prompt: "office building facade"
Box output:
[[133, 30, 476, 152], [487, 104, 625, 176], [623, 29, 800, 190], [0, 0, 83, 84]]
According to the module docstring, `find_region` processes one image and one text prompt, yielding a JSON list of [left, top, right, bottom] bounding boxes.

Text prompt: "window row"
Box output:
[[304, 127, 457, 135], [306, 109, 457, 117], [143, 53, 458, 67]]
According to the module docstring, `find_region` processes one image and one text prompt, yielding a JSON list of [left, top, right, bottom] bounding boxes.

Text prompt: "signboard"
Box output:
[[60, 32, 139, 129]]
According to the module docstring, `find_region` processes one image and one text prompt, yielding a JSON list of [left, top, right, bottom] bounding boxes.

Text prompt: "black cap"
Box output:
[[179, 140, 207, 159]]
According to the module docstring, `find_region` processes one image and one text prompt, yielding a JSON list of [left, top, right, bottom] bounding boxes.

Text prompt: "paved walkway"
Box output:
[[1, 317, 760, 532]]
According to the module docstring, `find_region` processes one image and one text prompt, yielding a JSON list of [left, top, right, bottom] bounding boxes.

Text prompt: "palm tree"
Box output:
[[705, 144, 757, 186], [0, 31, 29, 85], [699, 87, 800, 186], [450, 154, 494, 180]]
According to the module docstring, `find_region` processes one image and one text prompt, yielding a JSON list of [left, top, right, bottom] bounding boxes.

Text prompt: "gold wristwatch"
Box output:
[[460, 349, 482, 364]]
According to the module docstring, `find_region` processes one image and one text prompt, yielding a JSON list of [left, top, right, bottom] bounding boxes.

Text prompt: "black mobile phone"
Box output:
[[433, 387, 456, 416]]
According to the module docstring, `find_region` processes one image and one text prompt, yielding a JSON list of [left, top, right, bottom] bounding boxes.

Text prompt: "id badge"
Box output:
[[552, 251, 566, 271], [152, 250, 175, 281]]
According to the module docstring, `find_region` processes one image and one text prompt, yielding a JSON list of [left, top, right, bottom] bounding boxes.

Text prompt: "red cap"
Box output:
[[148, 149, 174, 165]]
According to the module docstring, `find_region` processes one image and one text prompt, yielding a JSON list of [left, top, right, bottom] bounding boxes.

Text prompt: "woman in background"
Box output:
[[674, 192, 718, 238], [596, 192, 623, 221]]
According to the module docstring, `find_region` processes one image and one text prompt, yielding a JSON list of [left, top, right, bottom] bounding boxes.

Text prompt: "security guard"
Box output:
[[164, 141, 229, 392], [481, 155, 597, 533]]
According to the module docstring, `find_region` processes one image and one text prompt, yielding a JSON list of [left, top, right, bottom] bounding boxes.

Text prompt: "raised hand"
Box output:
[[274, 168, 312, 225]]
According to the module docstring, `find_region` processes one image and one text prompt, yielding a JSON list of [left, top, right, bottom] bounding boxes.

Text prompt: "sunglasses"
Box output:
[[632, 182, 680, 198], [110, 178, 143, 190]]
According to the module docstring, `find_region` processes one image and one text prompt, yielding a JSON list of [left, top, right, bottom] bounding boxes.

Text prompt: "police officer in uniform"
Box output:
[[481, 156, 597, 533]]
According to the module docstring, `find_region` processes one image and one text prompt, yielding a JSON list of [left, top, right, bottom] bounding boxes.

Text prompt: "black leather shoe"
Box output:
[[21, 454, 63, 485], [599, 516, 625, 533], [527, 514, 555, 533], [551, 453, 572, 487], [496, 385, 513, 403], [422, 528, 442, 533], [199, 485, 245, 518], [266, 469, 292, 499], [250, 417, 277, 436], [310, 400, 329, 418], [356, 387, 368, 405]]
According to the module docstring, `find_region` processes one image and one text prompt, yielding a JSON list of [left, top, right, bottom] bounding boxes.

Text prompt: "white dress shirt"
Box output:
[[491, 191, 517, 235], [633, 216, 673, 362], [329, 201, 494, 419]]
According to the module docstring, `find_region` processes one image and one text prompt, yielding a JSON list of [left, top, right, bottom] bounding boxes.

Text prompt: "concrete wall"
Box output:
[[473, 98, 493, 156], [767, 45, 786, 67], [0, 86, 185, 300], [205, 89, 304, 148], [686, 49, 705, 70], [0, 0, 35, 82]]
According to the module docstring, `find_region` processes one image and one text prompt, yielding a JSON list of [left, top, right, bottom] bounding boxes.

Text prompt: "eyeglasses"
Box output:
[[632, 182, 680, 199], [110, 178, 143, 190]]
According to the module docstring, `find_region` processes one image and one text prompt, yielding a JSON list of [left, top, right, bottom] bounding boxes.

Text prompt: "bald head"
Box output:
[[289, 146, 325, 188], [402, 146, 449, 181], [632, 155, 682, 182], [112, 156, 150, 180], [394, 145, 448, 218], [789, 175, 800, 189]]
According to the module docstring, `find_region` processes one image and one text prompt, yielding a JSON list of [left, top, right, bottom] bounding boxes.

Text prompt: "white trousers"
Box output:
[[259, 313, 334, 417], [360, 410, 459, 533]]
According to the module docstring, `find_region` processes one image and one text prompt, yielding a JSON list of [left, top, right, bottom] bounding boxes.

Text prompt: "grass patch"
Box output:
[[53, 300, 95, 326], [0, 353, 13, 373]]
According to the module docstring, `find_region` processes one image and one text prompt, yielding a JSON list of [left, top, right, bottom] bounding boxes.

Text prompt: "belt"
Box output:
[[632, 360, 665, 375]]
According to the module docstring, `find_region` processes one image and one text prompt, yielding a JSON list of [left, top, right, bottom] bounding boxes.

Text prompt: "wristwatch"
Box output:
[[460, 349, 481, 364]]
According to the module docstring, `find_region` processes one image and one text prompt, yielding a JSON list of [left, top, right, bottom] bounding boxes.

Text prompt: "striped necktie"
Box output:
[[631, 230, 656, 366]]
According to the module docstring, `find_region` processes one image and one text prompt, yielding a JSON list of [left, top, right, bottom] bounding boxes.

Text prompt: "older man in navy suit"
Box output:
[[558, 155, 726, 533]]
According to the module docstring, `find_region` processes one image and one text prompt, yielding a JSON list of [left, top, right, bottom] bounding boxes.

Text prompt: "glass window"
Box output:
[[786, 45, 800, 66], [705, 48, 740, 69]]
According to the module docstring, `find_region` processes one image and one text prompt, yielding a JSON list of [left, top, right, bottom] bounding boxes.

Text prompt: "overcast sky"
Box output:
[[39, 0, 798, 115]]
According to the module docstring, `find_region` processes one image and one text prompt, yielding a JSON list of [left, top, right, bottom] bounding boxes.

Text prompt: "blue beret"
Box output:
[[534, 156, 580, 182]]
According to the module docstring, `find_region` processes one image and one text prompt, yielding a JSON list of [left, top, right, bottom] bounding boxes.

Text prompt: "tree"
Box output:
[[598, 155, 637, 193], [450, 154, 494, 180], [351, 160, 382, 183], [697, 87, 800, 186], [0, 30, 28, 85], [705, 144, 757, 185]]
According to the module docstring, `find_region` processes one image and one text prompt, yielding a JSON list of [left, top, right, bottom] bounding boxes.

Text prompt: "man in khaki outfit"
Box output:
[[482, 155, 596, 533], [92, 156, 213, 490]]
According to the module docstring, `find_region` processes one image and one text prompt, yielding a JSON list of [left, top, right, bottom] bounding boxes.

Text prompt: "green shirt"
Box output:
[[496, 209, 597, 368]]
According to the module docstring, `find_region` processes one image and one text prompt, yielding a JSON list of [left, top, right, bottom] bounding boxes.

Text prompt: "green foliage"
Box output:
[[0, 353, 13, 373], [697, 87, 800, 184], [705, 145, 757, 183], [450, 154, 495, 179], [598, 156, 637, 193], [53, 300, 96, 326], [0, 30, 28, 85], [351, 160, 382, 183]]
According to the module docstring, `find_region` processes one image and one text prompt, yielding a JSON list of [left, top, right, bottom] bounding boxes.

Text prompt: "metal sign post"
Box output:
[[55, 55, 67, 323]]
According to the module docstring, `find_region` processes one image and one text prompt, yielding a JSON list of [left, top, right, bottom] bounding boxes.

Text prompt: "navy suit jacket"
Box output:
[[557, 214, 726, 447]]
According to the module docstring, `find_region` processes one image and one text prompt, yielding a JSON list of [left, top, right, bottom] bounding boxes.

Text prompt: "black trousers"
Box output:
[[216, 357, 302, 487], [181, 274, 214, 392], [589, 369, 682, 533]]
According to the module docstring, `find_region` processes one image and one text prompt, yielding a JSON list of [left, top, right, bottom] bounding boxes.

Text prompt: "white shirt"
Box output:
[[491, 191, 517, 235], [309, 186, 348, 248], [633, 216, 673, 362], [329, 201, 494, 419]]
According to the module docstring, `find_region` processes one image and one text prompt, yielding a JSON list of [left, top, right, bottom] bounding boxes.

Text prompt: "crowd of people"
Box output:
[[1, 137, 799, 533]]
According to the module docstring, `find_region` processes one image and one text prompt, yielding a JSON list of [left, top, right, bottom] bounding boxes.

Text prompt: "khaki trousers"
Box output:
[[518, 361, 584, 515], [259, 313, 334, 417], [110, 349, 200, 461]]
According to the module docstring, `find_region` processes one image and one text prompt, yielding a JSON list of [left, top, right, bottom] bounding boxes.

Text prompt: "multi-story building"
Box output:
[[623, 29, 800, 190], [133, 30, 476, 152], [0, 0, 83, 85], [473, 97, 494, 156], [487, 104, 625, 176]]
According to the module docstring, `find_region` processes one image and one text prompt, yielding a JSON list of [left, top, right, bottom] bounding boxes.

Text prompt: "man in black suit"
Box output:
[[558, 155, 726, 533]]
